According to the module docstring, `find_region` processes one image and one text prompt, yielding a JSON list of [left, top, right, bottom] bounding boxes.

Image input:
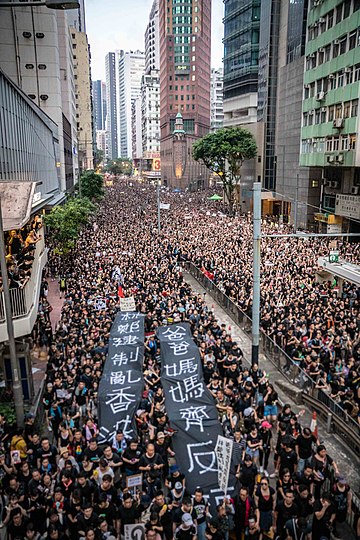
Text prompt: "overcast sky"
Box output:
[[85, 0, 224, 81]]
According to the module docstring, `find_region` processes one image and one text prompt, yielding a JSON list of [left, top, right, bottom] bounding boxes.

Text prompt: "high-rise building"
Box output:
[[210, 67, 224, 132], [132, 97, 143, 159], [223, 0, 260, 128], [0, 4, 80, 194], [222, 0, 263, 212], [72, 29, 93, 172], [273, 0, 311, 227], [105, 52, 118, 160], [142, 72, 161, 155], [145, 0, 160, 74], [117, 50, 145, 158], [300, 0, 360, 234], [141, 0, 161, 163], [159, 0, 212, 189], [93, 80, 107, 131]]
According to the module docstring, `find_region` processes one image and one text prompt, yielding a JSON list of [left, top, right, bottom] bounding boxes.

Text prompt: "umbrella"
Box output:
[[208, 194, 223, 201]]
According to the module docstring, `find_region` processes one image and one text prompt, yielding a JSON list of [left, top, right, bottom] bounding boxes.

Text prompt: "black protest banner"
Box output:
[[98, 312, 145, 443], [157, 323, 236, 508]]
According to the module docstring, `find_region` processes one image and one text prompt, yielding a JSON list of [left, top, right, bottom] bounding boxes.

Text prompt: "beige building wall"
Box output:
[[72, 28, 93, 171]]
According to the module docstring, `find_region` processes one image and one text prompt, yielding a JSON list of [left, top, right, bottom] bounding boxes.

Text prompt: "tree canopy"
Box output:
[[44, 197, 96, 252], [192, 127, 257, 213], [106, 158, 133, 177], [79, 170, 104, 200]]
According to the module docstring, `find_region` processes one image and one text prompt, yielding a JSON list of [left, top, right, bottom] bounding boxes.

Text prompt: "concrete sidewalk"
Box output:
[[184, 271, 360, 496]]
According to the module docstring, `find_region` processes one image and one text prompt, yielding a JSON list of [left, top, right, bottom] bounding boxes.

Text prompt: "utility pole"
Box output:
[[157, 181, 161, 235], [252, 182, 261, 366], [0, 201, 24, 427]]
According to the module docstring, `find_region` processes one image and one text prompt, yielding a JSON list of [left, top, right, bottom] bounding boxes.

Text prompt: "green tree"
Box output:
[[192, 127, 257, 214], [44, 197, 96, 252], [93, 147, 104, 169], [106, 158, 133, 176], [79, 170, 104, 200]]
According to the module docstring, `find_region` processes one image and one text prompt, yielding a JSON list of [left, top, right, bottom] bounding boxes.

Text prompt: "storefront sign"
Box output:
[[335, 194, 360, 220]]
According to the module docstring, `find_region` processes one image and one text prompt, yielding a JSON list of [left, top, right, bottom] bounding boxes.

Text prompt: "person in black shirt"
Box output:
[[118, 494, 141, 535], [277, 437, 298, 475], [139, 443, 164, 482], [76, 504, 99, 537], [151, 491, 173, 540], [237, 454, 257, 496], [205, 518, 224, 540], [37, 437, 58, 468], [82, 438, 102, 464], [274, 491, 299, 538], [295, 427, 317, 474], [294, 485, 314, 518], [312, 493, 336, 540], [123, 440, 142, 475], [234, 487, 258, 540]]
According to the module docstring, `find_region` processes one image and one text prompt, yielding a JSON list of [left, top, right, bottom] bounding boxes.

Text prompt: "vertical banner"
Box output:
[[215, 435, 233, 495], [98, 312, 144, 443], [157, 324, 236, 508]]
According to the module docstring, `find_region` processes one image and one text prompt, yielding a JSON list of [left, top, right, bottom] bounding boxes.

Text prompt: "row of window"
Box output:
[[301, 134, 357, 153], [305, 29, 360, 71], [169, 94, 196, 101], [304, 64, 360, 98], [303, 99, 359, 126], [309, 0, 360, 41]]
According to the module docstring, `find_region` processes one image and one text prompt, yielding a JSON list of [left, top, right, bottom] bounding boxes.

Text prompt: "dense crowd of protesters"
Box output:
[[158, 192, 360, 423], [0, 182, 358, 540], [1, 216, 43, 291]]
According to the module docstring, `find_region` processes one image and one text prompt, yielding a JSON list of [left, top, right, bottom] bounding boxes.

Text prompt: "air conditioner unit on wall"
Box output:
[[351, 186, 359, 195], [327, 155, 335, 163], [337, 154, 344, 163], [330, 181, 338, 188], [333, 118, 344, 128], [316, 91, 325, 100]]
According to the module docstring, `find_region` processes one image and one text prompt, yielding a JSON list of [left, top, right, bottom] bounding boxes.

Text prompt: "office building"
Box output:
[[117, 50, 145, 158], [72, 29, 93, 172], [93, 80, 107, 131], [300, 0, 360, 233], [145, 0, 160, 74], [142, 72, 161, 155], [222, 0, 261, 204], [159, 0, 212, 189], [210, 67, 224, 131], [132, 97, 143, 159], [105, 52, 118, 160]]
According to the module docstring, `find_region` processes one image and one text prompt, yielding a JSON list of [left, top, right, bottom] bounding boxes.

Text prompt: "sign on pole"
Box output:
[[329, 250, 339, 263], [120, 297, 136, 312], [215, 435, 233, 495], [160, 202, 170, 210]]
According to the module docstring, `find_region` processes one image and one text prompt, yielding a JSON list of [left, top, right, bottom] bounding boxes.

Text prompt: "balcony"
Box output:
[[0, 235, 47, 342]]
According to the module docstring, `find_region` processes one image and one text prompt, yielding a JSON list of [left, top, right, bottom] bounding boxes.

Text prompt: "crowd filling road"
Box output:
[[1, 181, 360, 540]]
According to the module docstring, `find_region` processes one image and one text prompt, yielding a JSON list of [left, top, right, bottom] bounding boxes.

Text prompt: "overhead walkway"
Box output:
[[317, 257, 360, 287]]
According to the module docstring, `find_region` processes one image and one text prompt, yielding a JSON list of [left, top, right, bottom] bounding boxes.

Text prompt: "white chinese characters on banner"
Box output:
[[187, 441, 218, 475], [215, 435, 233, 495], [109, 348, 141, 367], [180, 405, 209, 432]]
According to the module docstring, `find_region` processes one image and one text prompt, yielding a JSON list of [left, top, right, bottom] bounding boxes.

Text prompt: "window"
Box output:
[[326, 138, 333, 151], [303, 112, 308, 126], [304, 86, 310, 99], [355, 0, 360, 11], [327, 10, 334, 29], [335, 104, 342, 118], [328, 105, 335, 121], [350, 134, 356, 149], [339, 36, 347, 55], [343, 0, 351, 17], [341, 137, 349, 150], [315, 110, 321, 124], [346, 70, 353, 84], [333, 42, 339, 58], [321, 110, 326, 123], [338, 70, 345, 87], [351, 99, 358, 116], [349, 32, 357, 50], [344, 101, 351, 117], [355, 64, 360, 82], [336, 3, 343, 23], [322, 45, 330, 63], [333, 137, 339, 151]]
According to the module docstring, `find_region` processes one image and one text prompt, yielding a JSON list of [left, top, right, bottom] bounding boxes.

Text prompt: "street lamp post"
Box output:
[[157, 181, 161, 235], [0, 201, 24, 427], [252, 183, 261, 366]]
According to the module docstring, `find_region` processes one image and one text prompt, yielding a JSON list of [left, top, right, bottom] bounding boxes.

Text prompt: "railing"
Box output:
[[0, 235, 46, 323], [184, 260, 360, 457]]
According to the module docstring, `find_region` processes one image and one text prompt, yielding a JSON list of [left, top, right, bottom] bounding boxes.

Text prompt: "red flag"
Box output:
[[118, 285, 125, 298]]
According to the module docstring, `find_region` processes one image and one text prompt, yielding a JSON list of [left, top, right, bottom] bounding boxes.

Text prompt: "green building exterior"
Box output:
[[300, 0, 360, 224]]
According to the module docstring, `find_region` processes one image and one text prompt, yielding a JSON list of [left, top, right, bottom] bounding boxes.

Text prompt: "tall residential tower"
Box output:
[[105, 52, 118, 160]]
